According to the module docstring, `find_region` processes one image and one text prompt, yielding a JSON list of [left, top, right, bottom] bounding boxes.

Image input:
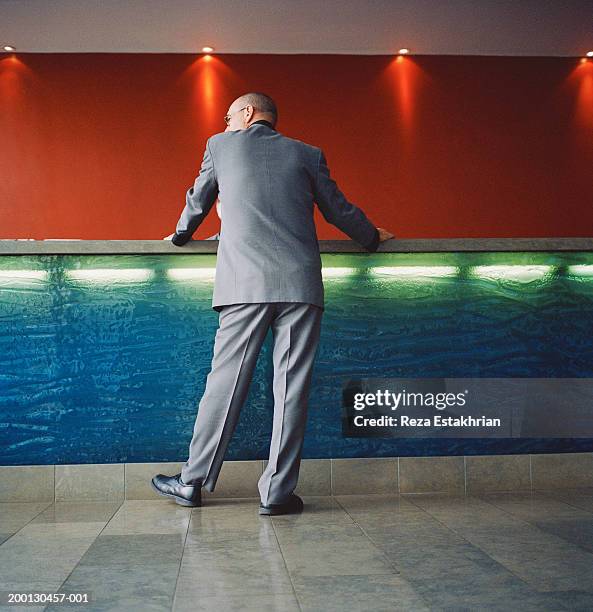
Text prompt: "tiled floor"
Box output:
[[1, 490, 593, 611]]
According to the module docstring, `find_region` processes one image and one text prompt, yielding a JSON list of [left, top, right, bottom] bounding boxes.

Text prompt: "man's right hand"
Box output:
[[377, 227, 395, 241]]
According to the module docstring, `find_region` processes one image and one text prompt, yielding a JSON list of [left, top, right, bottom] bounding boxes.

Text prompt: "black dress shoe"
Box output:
[[150, 473, 202, 507], [259, 493, 304, 516]]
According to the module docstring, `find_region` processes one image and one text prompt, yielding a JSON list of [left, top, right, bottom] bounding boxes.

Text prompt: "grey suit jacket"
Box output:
[[172, 122, 380, 312]]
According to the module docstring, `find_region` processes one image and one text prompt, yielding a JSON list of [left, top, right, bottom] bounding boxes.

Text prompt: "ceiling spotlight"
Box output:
[[398, 48, 410, 55], [586, 51, 593, 57], [3, 45, 16, 52], [202, 46, 214, 53]]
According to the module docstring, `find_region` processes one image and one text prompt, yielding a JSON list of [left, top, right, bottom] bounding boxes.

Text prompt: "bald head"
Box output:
[[224, 92, 278, 131]]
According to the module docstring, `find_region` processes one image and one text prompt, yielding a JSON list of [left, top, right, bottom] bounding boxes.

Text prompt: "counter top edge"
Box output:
[[1, 238, 593, 255]]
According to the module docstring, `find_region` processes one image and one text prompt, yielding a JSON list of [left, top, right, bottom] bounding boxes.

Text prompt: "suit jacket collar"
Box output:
[[250, 119, 275, 130]]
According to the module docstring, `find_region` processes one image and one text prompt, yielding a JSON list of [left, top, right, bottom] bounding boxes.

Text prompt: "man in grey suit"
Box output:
[[152, 92, 393, 514]]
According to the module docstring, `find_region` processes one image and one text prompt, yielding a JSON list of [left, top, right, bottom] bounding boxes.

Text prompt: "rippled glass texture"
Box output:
[[1, 251, 593, 465]]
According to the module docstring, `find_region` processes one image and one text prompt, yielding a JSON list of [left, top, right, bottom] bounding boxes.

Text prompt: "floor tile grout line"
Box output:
[[477, 490, 593, 523], [402, 493, 575, 599], [529, 454, 533, 492], [474, 490, 593, 556], [532, 487, 593, 516], [268, 513, 303, 611], [331, 493, 435, 610], [171, 504, 195, 611], [332, 494, 407, 576], [479, 488, 593, 517], [463, 456, 467, 495], [0, 499, 55, 549], [39, 498, 126, 612]]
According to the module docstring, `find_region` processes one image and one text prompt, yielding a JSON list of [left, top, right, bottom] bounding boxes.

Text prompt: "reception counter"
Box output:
[[1, 237, 593, 467]]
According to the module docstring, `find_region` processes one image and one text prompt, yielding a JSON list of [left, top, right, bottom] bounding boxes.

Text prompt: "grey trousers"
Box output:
[[180, 302, 323, 506]]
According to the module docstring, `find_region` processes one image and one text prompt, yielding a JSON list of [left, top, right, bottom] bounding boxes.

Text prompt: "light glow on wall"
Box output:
[[371, 265, 458, 278], [66, 269, 153, 283], [179, 54, 230, 132], [574, 56, 593, 131], [167, 268, 216, 281], [568, 264, 593, 276], [0, 270, 47, 281], [321, 267, 358, 278], [471, 265, 553, 282], [383, 50, 424, 145]]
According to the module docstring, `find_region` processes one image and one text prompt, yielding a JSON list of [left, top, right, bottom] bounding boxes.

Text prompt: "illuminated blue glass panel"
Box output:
[[1, 251, 592, 465]]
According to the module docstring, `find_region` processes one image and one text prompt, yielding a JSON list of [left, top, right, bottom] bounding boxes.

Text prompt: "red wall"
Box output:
[[1, 53, 592, 240]]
